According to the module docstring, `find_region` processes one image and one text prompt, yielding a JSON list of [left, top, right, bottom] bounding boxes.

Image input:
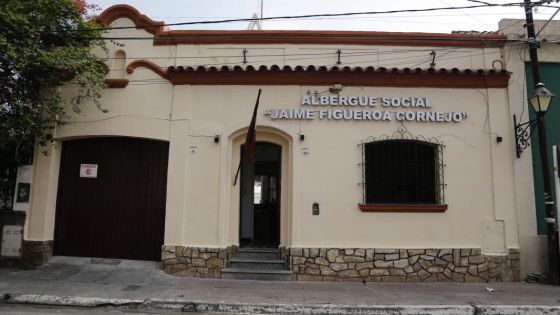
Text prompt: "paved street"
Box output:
[[1, 256, 560, 314], [0, 304, 227, 315]]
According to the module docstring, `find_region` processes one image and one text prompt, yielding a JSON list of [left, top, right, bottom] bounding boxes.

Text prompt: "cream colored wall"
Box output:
[[99, 18, 504, 71], [165, 84, 517, 251], [100, 18, 178, 72], [504, 42, 543, 277], [24, 141, 60, 241], [24, 46, 175, 241], [174, 45, 498, 69], [314, 88, 509, 248], [25, 14, 519, 258]]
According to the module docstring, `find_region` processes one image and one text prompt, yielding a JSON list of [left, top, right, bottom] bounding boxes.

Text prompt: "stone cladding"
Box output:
[[21, 240, 53, 268], [288, 248, 520, 282], [162, 245, 237, 278]]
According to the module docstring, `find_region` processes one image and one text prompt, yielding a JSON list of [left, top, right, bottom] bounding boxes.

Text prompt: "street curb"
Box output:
[[190, 302, 474, 315], [4, 295, 475, 314], [6, 294, 145, 308], [5, 294, 560, 315], [475, 304, 560, 315]]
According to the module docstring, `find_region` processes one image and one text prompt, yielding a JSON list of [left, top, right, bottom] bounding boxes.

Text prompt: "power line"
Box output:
[[102, 48, 501, 71], [64, 1, 551, 32], [468, 0, 560, 8], [440, 0, 495, 29], [96, 46, 515, 87], [99, 42, 523, 76], [149, 12, 536, 19], [466, 0, 496, 5], [328, 43, 523, 67], [81, 35, 518, 43], [98, 47, 477, 60]]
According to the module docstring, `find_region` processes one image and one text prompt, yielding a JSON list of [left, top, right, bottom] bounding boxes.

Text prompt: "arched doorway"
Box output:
[[239, 142, 281, 248]]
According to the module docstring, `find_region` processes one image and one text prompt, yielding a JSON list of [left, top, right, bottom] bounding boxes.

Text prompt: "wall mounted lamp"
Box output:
[[514, 82, 555, 158], [328, 84, 343, 94]]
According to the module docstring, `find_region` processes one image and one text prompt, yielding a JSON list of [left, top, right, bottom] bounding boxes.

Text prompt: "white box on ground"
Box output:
[[1, 225, 22, 257]]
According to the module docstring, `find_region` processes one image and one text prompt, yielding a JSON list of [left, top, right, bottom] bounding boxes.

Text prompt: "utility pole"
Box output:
[[524, 0, 560, 285]]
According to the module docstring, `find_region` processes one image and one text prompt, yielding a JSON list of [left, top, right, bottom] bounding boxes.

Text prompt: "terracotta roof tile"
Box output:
[[166, 64, 509, 77]]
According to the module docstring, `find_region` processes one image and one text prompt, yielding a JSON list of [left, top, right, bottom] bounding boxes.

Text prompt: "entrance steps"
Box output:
[[221, 248, 292, 281]]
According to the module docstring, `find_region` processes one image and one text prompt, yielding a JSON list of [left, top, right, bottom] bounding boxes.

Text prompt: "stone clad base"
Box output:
[[21, 240, 53, 269], [289, 248, 520, 282], [162, 245, 237, 278], [162, 246, 520, 282]]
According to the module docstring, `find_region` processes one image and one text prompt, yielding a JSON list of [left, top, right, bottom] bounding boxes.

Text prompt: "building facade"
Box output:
[[22, 5, 524, 282], [500, 19, 560, 280]]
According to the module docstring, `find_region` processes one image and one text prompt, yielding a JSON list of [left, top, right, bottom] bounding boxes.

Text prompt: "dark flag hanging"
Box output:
[[234, 89, 262, 185]]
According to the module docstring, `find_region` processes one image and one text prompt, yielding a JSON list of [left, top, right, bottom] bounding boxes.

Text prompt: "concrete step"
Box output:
[[229, 258, 287, 270], [237, 248, 281, 260], [221, 268, 293, 281]]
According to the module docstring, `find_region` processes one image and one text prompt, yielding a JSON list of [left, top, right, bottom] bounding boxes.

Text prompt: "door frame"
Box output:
[[227, 126, 292, 248], [238, 142, 282, 247]]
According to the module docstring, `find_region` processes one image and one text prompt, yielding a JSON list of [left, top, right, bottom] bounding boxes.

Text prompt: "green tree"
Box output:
[[0, 0, 108, 207]]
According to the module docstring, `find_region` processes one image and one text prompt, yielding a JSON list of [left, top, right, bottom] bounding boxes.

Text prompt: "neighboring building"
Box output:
[[22, 5, 523, 282], [500, 19, 560, 280]]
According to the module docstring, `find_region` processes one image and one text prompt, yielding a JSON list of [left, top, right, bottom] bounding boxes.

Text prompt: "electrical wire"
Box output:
[[97, 48, 467, 60], [101, 49, 483, 72], [98, 47, 477, 62], [441, 0, 496, 29], [56, 1, 552, 33], [86, 42, 523, 86], [79, 34, 518, 43], [150, 11, 539, 20]]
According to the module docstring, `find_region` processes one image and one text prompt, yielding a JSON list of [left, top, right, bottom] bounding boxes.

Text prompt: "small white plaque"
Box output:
[[80, 164, 98, 178], [13, 165, 33, 212]]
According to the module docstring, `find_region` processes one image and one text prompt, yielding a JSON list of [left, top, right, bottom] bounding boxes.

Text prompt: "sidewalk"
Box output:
[[0, 256, 560, 314]]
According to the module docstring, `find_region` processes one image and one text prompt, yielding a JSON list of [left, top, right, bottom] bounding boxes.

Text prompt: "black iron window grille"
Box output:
[[358, 125, 445, 205]]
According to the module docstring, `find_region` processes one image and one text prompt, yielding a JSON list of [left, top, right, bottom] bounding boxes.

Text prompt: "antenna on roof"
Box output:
[[247, 0, 263, 30]]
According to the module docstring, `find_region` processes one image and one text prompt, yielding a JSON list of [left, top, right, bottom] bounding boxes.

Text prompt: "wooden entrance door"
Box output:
[[54, 137, 169, 261], [253, 161, 280, 245], [240, 142, 281, 247]]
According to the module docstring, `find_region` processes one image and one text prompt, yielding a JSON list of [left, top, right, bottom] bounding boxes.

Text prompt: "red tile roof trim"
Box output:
[[105, 78, 129, 88], [96, 4, 166, 35], [126, 60, 169, 80], [96, 5, 507, 48], [125, 60, 510, 88]]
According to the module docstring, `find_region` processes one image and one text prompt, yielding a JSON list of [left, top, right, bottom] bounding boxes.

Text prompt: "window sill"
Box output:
[[358, 203, 448, 213]]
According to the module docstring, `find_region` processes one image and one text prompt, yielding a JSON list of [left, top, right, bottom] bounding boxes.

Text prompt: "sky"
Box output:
[[91, 0, 560, 33]]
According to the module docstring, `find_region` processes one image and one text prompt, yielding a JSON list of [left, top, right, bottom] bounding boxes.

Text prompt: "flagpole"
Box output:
[[233, 160, 242, 186], [233, 89, 262, 186]]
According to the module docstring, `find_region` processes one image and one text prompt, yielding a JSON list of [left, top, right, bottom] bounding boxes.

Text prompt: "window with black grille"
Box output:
[[364, 140, 443, 204]]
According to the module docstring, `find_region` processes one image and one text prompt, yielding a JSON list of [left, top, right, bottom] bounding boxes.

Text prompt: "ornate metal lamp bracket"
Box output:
[[514, 114, 538, 158]]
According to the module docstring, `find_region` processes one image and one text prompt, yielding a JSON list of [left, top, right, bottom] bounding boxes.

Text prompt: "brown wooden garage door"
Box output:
[[54, 137, 169, 261]]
